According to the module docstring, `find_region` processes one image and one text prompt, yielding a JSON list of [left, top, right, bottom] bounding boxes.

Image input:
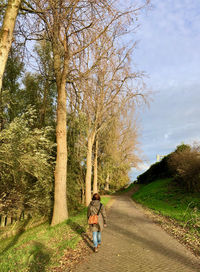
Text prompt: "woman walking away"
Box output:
[[87, 193, 107, 253]]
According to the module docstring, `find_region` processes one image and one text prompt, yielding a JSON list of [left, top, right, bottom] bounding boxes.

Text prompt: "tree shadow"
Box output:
[[0, 216, 31, 255], [67, 219, 93, 251], [27, 242, 51, 272], [109, 215, 200, 270]]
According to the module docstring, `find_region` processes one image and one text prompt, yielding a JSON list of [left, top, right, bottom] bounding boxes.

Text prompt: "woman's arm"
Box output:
[[101, 205, 107, 225], [87, 205, 91, 219]]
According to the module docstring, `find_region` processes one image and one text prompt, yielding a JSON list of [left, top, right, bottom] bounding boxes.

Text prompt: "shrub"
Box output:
[[0, 107, 55, 217], [168, 144, 200, 193], [137, 155, 173, 184]]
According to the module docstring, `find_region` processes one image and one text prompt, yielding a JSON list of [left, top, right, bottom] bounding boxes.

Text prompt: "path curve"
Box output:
[[73, 195, 200, 272]]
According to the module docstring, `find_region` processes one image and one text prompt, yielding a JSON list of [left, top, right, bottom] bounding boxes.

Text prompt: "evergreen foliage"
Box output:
[[137, 156, 173, 184], [0, 107, 55, 217], [1, 46, 24, 125]]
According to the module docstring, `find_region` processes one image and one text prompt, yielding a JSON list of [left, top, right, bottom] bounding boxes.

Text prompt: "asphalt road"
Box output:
[[73, 195, 200, 272]]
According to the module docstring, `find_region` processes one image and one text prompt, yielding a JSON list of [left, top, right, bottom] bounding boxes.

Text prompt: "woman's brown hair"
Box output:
[[92, 193, 101, 201]]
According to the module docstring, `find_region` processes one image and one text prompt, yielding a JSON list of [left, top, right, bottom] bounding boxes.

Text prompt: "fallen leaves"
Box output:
[[51, 233, 93, 272]]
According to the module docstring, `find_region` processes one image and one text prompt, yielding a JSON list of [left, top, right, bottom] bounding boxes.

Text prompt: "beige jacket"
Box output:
[[87, 200, 107, 232]]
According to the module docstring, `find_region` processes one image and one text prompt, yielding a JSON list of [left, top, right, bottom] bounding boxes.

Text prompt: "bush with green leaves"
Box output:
[[0, 107, 55, 217]]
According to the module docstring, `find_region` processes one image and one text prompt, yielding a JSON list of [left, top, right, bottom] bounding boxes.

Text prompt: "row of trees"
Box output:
[[0, 0, 149, 225]]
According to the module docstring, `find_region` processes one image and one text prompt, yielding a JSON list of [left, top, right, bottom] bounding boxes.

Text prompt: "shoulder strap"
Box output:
[[97, 203, 102, 215]]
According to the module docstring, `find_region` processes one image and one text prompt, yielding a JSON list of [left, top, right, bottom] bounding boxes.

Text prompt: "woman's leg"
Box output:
[[97, 231, 101, 245], [92, 231, 98, 248]]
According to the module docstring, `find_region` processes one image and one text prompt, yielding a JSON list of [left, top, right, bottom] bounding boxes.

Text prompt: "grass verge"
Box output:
[[132, 179, 200, 226], [0, 196, 110, 272]]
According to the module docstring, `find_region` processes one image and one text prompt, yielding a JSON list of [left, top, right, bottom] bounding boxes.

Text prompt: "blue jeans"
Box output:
[[92, 231, 101, 248]]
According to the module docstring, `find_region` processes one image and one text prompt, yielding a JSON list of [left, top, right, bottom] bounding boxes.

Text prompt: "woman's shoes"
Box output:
[[94, 243, 101, 252], [94, 247, 98, 253]]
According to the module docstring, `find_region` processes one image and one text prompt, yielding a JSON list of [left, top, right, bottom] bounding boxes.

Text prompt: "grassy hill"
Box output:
[[133, 179, 199, 223]]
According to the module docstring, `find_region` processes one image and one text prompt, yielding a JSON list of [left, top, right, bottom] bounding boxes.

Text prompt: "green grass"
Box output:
[[0, 196, 110, 272], [132, 179, 200, 229], [101, 196, 111, 206]]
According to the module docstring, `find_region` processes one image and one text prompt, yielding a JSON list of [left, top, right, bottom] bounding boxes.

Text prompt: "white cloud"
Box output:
[[164, 133, 169, 140], [137, 162, 150, 171]]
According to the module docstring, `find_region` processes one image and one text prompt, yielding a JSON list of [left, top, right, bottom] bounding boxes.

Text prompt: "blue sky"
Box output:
[[130, 0, 200, 180]]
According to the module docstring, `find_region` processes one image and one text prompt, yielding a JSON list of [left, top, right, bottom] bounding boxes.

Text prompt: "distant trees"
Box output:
[[74, 31, 146, 204], [98, 111, 141, 192]]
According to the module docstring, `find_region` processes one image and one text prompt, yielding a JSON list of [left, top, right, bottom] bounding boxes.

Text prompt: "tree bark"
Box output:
[[0, 90, 4, 131], [0, 215, 6, 227], [81, 186, 85, 205], [0, 0, 21, 130], [93, 139, 98, 194], [85, 131, 95, 206], [39, 80, 48, 127], [105, 173, 110, 191], [0, 0, 21, 92], [51, 79, 68, 225]]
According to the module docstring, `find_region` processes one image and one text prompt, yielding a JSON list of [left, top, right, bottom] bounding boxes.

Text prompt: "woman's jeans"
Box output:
[[93, 231, 101, 248]]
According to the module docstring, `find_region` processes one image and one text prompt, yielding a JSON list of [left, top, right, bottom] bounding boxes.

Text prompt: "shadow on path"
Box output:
[[28, 242, 51, 272], [67, 219, 93, 251], [0, 216, 31, 256], [109, 209, 200, 271]]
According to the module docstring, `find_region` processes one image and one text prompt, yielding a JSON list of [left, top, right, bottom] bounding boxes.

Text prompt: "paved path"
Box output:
[[73, 195, 200, 272]]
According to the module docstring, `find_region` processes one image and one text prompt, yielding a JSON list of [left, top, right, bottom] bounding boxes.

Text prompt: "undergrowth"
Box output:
[[0, 197, 110, 272]]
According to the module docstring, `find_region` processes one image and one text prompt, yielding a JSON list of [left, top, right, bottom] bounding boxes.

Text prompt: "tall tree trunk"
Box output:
[[0, 0, 21, 92], [51, 80, 68, 225], [39, 80, 48, 127], [85, 131, 95, 206], [81, 186, 85, 205], [0, 90, 4, 130], [93, 139, 98, 194], [105, 173, 110, 191], [0, 0, 21, 130], [51, 41, 69, 225]]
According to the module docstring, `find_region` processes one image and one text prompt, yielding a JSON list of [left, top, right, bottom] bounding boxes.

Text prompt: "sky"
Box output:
[[130, 0, 200, 180]]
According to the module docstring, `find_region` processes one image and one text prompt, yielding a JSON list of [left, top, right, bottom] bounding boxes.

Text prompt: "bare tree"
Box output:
[[76, 30, 147, 205]]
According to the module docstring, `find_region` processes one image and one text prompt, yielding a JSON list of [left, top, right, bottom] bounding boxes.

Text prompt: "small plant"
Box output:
[[183, 203, 200, 229], [168, 143, 200, 193]]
